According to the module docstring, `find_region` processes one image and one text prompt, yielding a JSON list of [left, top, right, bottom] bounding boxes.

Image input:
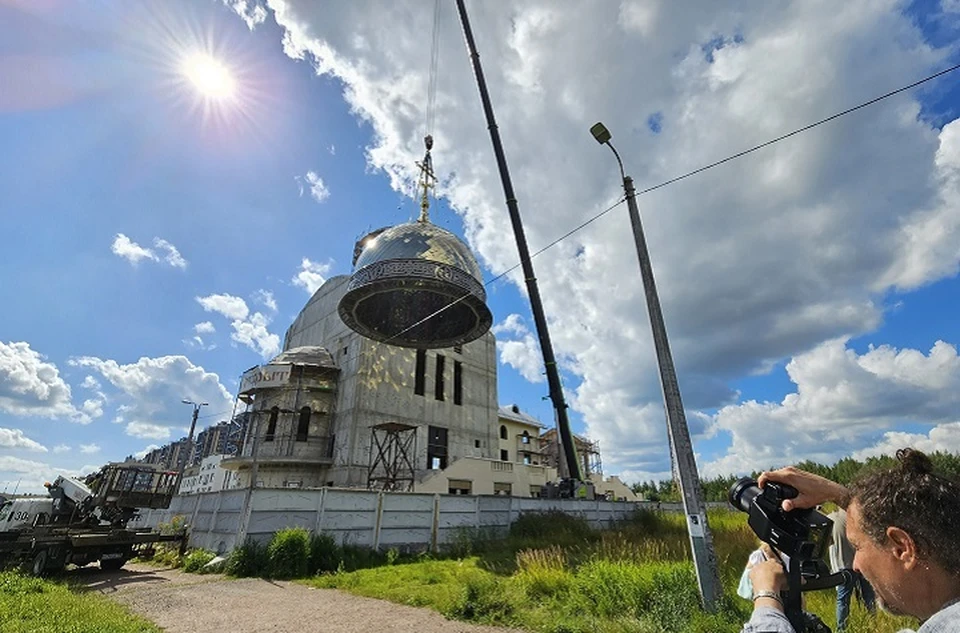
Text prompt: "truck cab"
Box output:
[[0, 498, 55, 531]]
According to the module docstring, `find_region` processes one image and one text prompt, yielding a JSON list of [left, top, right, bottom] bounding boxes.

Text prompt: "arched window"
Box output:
[[521, 431, 530, 445], [264, 406, 279, 442], [499, 425, 507, 440], [296, 407, 311, 442]]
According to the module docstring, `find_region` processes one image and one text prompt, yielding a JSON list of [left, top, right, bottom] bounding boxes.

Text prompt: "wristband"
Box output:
[[752, 590, 784, 607]]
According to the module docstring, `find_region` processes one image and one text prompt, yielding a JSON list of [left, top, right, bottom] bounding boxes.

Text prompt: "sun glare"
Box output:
[[182, 53, 237, 101]]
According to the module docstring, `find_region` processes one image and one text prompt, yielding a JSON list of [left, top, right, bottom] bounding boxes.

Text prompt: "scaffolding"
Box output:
[[367, 422, 417, 492], [539, 428, 602, 477]]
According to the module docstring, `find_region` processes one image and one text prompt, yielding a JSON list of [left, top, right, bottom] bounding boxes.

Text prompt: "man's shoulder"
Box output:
[[915, 600, 960, 633]]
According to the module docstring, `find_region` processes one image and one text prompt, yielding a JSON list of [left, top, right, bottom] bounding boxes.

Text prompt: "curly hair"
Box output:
[[849, 448, 960, 575]]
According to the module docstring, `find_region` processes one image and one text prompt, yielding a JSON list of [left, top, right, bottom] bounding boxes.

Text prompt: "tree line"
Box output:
[[630, 450, 960, 503]]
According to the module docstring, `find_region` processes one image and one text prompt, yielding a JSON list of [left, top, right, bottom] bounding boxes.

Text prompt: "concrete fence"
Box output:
[[131, 487, 688, 555]]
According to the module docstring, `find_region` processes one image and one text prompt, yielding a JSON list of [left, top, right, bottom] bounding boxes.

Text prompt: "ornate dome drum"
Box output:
[[338, 221, 493, 349]]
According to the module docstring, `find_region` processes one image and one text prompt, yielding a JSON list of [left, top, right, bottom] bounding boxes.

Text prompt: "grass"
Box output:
[[0, 572, 161, 633], [303, 509, 918, 633]]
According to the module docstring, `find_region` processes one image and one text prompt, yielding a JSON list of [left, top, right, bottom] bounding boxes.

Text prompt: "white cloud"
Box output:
[[492, 315, 544, 383], [68, 354, 233, 439], [244, 1, 960, 479], [52, 444, 70, 454], [126, 421, 171, 440], [111, 234, 187, 269], [0, 341, 88, 422], [194, 322, 216, 335], [153, 238, 188, 269], [328, 144, 336, 155], [304, 170, 330, 203], [704, 338, 960, 476], [196, 293, 280, 358], [111, 233, 158, 265], [225, 0, 268, 30], [80, 375, 101, 390], [0, 456, 88, 494], [253, 289, 278, 313], [79, 443, 100, 454], [292, 257, 334, 295], [196, 293, 250, 320], [0, 427, 47, 452]]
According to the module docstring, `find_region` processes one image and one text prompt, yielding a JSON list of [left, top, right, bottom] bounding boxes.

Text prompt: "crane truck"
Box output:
[[0, 464, 185, 576]]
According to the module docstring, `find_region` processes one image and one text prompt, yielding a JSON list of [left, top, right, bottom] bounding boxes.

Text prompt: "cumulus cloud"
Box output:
[[52, 444, 70, 453], [492, 315, 544, 383], [134, 444, 161, 460], [194, 322, 216, 335], [253, 289, 278, 313], [704, 339, 960, 476], [68, 354, 233, 440], [196, 293, 280, 357], [0, 341, 89, 422], [292, 258, 334, 295], [226, 0, 267, 29], [79, 443, 100, 454], [110, 234, 188, 269], [237, 1, 960, 479], [0, 427, 47, 452]]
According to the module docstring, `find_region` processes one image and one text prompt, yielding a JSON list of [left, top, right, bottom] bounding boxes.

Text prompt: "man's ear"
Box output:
[[885, 526, 919, 568]]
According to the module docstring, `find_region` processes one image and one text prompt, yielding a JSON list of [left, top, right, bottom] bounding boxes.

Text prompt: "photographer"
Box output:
[[740, 448, 960, 633]]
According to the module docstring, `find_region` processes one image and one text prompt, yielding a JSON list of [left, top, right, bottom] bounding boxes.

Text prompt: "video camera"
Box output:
[[730, 478, 852, 633]]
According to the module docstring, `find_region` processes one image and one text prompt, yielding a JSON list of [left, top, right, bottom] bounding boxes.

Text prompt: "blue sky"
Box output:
[[2, 0, 960, 492]]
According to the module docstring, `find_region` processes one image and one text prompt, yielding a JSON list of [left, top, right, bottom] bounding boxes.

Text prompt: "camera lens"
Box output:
[[729, 477, 761, 513]]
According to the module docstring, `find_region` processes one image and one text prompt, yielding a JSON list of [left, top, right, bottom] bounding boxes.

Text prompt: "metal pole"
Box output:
[[455, 0, 582, 483], [621, 174, 722, 610]]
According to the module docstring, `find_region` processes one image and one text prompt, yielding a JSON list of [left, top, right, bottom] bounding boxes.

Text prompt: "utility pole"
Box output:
[[590, 122, 721, 610]]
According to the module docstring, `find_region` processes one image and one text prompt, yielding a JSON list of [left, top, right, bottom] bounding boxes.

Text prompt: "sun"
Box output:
[[181, 53, 237, 101]]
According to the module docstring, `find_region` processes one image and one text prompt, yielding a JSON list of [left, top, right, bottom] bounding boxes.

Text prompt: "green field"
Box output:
[[0, 572, 161, 633], [305, 509, 916, 633]]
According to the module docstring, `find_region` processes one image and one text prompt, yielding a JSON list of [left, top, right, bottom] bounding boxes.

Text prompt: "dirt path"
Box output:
[[76, 563, 519, 633]]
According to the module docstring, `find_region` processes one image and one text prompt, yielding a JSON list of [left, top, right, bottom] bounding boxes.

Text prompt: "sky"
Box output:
[[2, 0, 960, 494]]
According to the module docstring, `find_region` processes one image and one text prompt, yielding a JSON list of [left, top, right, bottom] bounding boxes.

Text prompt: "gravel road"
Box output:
[[77, 563, 520, 633]]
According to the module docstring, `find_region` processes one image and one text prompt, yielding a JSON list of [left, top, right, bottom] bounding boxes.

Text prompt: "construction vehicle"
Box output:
[[0, 464, 185, 575]]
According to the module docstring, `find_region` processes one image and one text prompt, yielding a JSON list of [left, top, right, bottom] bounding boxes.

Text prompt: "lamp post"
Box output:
[[590, 122, 721, 610], [180, 399, 208, 474]]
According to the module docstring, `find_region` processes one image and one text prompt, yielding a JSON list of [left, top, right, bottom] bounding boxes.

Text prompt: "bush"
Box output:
[[267, 528, 310, 579], [308, 532, 341, 575], [182, 549, 216, 573], [226, 539, 268, 578]]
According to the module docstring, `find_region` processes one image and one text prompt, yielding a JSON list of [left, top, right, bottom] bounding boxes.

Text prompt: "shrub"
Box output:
[[226, 539, 268, 578], [267, 528, 310, 579], [308, 532, 341, 575], [182, 549, 216, 573]]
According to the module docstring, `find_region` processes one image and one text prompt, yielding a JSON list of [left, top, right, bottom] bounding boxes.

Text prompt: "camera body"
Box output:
[[730, 477, 842, 633]]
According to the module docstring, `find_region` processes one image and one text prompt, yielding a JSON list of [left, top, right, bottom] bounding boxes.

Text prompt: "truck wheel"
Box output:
[[100, 558, 125, 571], [29, 550, 48, 577]]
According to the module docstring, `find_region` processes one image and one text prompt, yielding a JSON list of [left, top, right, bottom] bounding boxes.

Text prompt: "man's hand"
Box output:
[[750, 559, 788, 594], [757, 466, 850, 511]]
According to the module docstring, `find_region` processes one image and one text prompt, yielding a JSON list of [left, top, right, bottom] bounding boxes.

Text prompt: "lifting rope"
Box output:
[[417, 0, 442, 222]]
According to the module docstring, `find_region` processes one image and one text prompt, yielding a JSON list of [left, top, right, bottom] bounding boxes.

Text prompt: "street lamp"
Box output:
[[181, 400, 208, 472], [590, 121, 722, 610]]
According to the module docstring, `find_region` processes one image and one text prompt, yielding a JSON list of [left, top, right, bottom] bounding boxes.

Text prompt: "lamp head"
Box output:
[[181, 399, 192, 405], [590, 122, 611, 144]]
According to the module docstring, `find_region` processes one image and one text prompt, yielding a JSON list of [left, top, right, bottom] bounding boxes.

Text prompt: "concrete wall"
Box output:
[[131, 487, 663, 555]]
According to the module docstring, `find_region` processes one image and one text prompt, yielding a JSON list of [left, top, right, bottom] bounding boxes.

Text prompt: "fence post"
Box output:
[[373, 491, 384, 551], [431, 493, 440, 553], [314, 487, 327, 534]]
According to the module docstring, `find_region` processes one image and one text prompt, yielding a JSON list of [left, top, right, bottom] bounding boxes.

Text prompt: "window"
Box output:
[[296, 407, 311, 441], [328, 433, 335, 458], [493, 482, 512, 496], [434, 354, 445, 401], [474, 439, 481, 449], [523, 454, 531, 465], [448, 479, 471, 495], [427, 425, 448, 470], [500, 449, 509, 461], [521, 431, 530, 444], [264, 407, 279, 442], [453, 361, 463, 405], [530, 485, 542, 498], [499, 425, 507, 440], [414, 349, 426, 396]]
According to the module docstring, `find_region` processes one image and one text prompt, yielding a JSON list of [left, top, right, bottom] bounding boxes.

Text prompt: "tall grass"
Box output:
[[306, 508, 917, 633], [0, 572, 161, 633]]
